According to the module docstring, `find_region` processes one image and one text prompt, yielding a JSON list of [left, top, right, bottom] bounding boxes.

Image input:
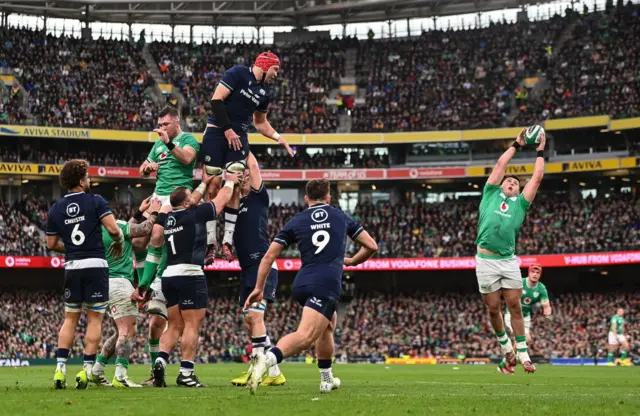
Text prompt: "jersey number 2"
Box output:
[[312, 230, 330, 254]]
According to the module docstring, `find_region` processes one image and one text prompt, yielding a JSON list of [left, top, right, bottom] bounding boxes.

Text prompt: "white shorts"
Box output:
[[152, 193, 171, 207], [608, 332, 626, 346], [107, 278, 139, 320], [505, 313, 531, 335], [475, 256, 523, 294], [150, 277, 166, 302]]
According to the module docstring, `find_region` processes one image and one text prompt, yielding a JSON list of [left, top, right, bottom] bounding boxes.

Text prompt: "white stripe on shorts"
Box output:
[[65, 258, 108, 270]]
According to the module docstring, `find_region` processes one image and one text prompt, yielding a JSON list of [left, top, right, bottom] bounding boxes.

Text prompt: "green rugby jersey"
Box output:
[[475, 183, 530, 258], [610, 315, 624, 335], [102, 220, 134, 282], [505, 278, 549, 317], [146, 132, 200, 196]]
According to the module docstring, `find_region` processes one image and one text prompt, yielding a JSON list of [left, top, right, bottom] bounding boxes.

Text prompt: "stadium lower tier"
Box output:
[[0, 291, 637, 363]]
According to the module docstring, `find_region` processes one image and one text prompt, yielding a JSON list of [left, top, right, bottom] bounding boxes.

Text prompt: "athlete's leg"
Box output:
[[316, 312, 340, 393], [111, 315, 138, 386], [221, 186, 240, 261], [619, 337, 629, 360], [178, 308, 206, 368], [91, 320, 117, 386], [158, 305, 184, 360]]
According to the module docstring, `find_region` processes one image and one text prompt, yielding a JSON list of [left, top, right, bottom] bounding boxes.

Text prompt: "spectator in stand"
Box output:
[[0, 291, 637, 362]]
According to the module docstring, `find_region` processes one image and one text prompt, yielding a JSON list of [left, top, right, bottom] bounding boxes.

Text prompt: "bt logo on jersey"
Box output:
[[311, 208, 328, 223], [66, 203, 80, 217], [166, 217, 176, 228]]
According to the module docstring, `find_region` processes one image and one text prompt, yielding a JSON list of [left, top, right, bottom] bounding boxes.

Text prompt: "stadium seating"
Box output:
[[512, 3, 640, 126], [0, 28, 158, 130], [1, 291, 637, 362]]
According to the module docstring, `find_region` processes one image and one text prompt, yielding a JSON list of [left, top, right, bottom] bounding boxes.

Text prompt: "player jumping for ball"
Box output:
[[475, 128, 546, 374], [503, 264, 552, 361], [245, 179, 378, 394], [203, 51, 293, 265]]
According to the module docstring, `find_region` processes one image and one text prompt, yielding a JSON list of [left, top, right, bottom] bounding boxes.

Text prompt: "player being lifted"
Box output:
[[245, 179, 378, 394], [90, 197, 161, 388], [228, 153, 285, 387], [607, 308, 630, 365], [203, 51, 293, 264], [504, 264, 552, 356], [138, 105, 200, 380], [46, 159, 125, 389], [475, 128, 546, 375], [151, 173, 239, 387]]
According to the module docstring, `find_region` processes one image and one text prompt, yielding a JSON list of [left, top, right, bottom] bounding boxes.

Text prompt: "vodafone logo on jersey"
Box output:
[[5, 256, 15, 267], [500, 201, 509, 212], [524, 297, 532, 305]]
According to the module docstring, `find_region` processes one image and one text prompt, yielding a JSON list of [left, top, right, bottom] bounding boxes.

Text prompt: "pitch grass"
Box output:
[[0, 364, 638, 415]]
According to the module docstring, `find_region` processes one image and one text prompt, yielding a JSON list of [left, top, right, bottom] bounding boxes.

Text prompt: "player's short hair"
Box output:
[[59, 159, 89, 190], [306, 179, 330, 201], [502, 175, 521, 185], [158, 106, 180, 120], [170, 186, 190, 207]]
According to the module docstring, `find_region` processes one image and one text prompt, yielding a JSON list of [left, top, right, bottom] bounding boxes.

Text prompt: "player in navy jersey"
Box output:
[[46, 159, 125, 390], [226, 153, 285, 387], [150, 172, 239, 388], [202, 51, 293, 265], [245, 179, 378, 394]]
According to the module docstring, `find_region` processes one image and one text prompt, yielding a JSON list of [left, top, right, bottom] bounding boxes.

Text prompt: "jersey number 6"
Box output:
[[312, 230, 330, 254], [71, 223, 86, 246]]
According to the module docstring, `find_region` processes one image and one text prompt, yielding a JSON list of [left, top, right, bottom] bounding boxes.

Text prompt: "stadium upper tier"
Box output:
[[0, 4, 639, 134]]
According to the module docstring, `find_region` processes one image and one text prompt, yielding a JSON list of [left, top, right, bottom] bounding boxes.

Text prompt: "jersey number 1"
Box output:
[[167, 235, 177, 255], [312, 230, 330, 254]]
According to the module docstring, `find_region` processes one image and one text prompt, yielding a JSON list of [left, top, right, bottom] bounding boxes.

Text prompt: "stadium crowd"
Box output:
[[2, 191, 638, 259], [1, 27, 158, 130], [1, 291, 637, 362]]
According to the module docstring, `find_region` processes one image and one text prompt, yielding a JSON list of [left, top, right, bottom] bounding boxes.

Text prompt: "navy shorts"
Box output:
[[292, 287, 337, 321], [201, 127, 249, 170], [162, 275, 208, 310], [239, 266, 278, 306], [64, 267, 109, 305]]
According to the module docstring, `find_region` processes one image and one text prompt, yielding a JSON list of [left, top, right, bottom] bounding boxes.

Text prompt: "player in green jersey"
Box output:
[[504, 264, 552, 345], [607, 308, 629, 365], [475, 128, 546, 375], [139, 106, 200, 206], [90, 197, 161, 388]]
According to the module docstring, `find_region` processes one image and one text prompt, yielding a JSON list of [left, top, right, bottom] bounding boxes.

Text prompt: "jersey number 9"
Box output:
[[312, 230, 330, 254]]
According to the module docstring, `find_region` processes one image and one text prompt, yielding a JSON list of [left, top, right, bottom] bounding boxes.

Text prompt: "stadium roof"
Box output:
[[0, 0, 554, 27]]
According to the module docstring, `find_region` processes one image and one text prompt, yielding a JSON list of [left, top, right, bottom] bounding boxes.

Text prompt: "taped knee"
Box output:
[[147, 300, 168, 320], [225, 160, 247, 174], [243, 301, 267, 316]]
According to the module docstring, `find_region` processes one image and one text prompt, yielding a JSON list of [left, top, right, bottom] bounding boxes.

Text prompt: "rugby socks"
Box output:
[[318, 359, 333, 383], [156, 351, 170, 367], [222, 207, 238, 246], [180, 360, 195, 376], [251, 335, 267, 356], [149, 338, 160, 363], [206, 220, 218, 246], [93, 354, 109, 374], [83, 353, 96, 376], [265, 336, 281, 377], [115, 358, 129, 379], [621, 350, 628, 360], [266, 347, 283, 367], [495, 330, 514, 355], [140, 246, 162, 288], [607, 352, 615, 363], [56, 348, 69, 373], [515, 335, 531, 363]]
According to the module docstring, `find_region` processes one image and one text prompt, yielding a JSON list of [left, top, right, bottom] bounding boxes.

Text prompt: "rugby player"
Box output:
[[607, 308, 629, 365], [46, 159, 125, 389], [151, 173, 239, 387], [475, 128, 546, 374], [504, 264, 552, 345], [90, 197, 161, 388], [202, 51, 293, 265], [138, 105, 200, 371], [245, 179, 378, 394], [228, 153, 285, 387]]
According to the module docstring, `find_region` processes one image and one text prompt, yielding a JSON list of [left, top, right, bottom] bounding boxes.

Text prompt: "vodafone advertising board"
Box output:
[[3, 251, 639, 270]]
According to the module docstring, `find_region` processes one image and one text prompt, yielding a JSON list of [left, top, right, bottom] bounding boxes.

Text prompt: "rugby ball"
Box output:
[[524, 125, 545, 146]]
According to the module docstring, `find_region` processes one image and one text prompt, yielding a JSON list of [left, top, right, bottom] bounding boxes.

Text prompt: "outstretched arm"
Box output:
[[522, 132, 546, 203], [488, 128, 526, 186], [253, 112, 293, 157]]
